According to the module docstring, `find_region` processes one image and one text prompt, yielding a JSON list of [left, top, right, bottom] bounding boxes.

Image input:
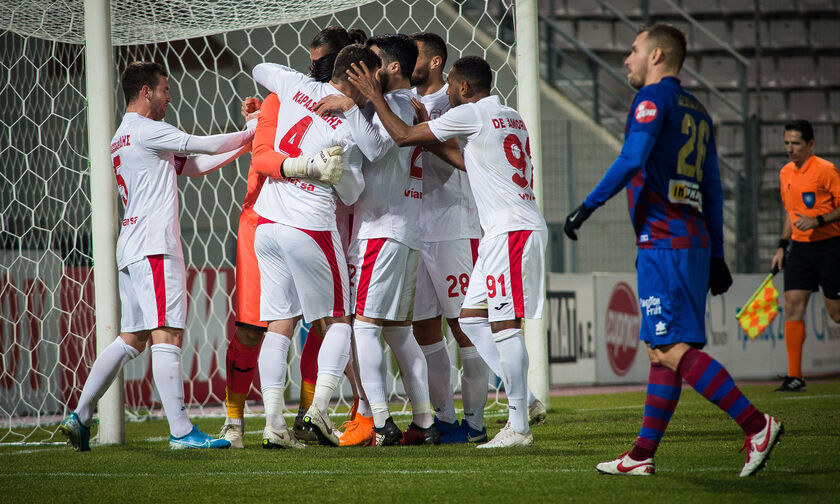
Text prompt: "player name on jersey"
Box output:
[[291, 90, 343, 130], [491, 117, 527, 130], [111, 134, 131, 153]]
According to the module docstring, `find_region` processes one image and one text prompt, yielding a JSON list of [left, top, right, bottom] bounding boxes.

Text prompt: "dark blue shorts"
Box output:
[[636, 247, 710, 348]]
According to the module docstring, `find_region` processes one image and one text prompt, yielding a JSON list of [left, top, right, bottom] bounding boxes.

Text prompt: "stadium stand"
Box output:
[[537, 0, 839, 270]]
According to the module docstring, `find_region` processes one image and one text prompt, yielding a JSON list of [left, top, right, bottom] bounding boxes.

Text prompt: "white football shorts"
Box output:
[[254, 220, 349, 323], [413, 238, 479, 321], [463, 229, 546, 323], [348, 237, 418, 321], [119, 253, 187, 332]]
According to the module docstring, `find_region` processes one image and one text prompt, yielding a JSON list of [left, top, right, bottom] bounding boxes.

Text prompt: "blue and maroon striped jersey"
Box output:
[[584, 77, 724, 257]]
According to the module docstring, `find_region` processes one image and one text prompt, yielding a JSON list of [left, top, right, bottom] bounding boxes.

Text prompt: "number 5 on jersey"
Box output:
[[112, 155, 128, 205]]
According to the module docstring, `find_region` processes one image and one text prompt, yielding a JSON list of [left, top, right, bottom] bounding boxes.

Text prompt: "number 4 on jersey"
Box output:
[[278, 116, 313, 157]]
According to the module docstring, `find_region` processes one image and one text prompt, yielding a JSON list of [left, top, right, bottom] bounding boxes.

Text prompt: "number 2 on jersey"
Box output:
[[504, 133, 533, 189], [677, 113, 708, 182], [278, 116, 313, 157]]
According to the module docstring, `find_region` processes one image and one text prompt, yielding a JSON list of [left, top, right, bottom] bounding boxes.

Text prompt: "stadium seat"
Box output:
[[759, 91, 788, 121], [700, 55, 740, 88], [716, 124, 744, 155], [614, 20, 637, 49], [681, 55, 702, 87], [757, 0, 797, 13], [648, 0, 679, 14], [768, 19, 809, 49], [811, 19, 840, 48], [577, 20, 615, 50], [603, 0, 642, 17], [777, 56, 817, 87], [689, 21, 729, 51], [719, 0, 753, 13], [680, 0, 723, 15], [829, 91, 840, 121], [817, 56, 840, 86], [761, 124, 786, 155], [548, 19, 576, 49], [798, 0, 837, 12], [748, 57, 777, 88], [564, 0, 605, 16], [789, 90, 828, 122], [708, 91, 744, 122], [813, 124, 838, 153], [731, 20, 762, 50]]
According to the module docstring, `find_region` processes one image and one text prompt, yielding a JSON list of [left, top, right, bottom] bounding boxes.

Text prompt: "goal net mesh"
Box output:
[[0, 0, 519, 443]]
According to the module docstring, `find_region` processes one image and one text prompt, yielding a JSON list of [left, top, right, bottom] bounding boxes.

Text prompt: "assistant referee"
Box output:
[[771, 119, 840, 392]]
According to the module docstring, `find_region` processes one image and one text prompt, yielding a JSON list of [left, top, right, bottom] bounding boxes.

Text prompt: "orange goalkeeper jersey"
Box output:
[[242, 93, 286, 210], [779, 154, 840, 242]]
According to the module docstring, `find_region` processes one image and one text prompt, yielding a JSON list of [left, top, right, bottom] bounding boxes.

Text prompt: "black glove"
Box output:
[[709, 257, 733, 296], [564, 203, 594, 240]]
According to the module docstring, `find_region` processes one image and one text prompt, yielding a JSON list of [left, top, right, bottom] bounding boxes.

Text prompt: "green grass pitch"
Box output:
[[3, 379, 839, 503]]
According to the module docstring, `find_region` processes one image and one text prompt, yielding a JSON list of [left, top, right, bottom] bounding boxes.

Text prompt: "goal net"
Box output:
[[0, 0, 522, 444]]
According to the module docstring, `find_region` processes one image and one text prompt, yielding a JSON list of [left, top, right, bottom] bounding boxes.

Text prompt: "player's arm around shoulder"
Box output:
[[250, 93, 286, 178], [252, 62, 304, 95], [333, 141, 365, 206], [346, 61, 438, 148]]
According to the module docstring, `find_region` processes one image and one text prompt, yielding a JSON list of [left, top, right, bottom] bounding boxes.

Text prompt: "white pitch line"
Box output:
[[0, 466, 798, 478], [779, 394, 840, 401], [575, 405, 642, 412]]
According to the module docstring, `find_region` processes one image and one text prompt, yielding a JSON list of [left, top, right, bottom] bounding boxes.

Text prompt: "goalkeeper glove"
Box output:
[[281, 145, 344, 185], [564, 202, 594, 240], [708, 257, 733, 296]]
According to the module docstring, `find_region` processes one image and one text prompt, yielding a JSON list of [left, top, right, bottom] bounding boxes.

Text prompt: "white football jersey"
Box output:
[[427, 96, 547, 239], [352, 89, 422, 249], [412, 83, 480, 242], [252, 67, 364, 231], [110, 113, 191, 269]]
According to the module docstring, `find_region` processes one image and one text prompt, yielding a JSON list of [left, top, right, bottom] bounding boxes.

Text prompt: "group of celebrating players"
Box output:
[[59, 21, 788, 477], [60, 26, 549, 453]]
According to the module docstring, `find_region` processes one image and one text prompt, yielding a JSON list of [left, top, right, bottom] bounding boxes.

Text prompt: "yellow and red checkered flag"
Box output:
[[735, 270, 780, 339]]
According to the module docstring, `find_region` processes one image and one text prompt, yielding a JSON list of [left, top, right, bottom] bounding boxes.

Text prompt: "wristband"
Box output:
[[778, 238, 789, 250], [817, 215, 825, 227]]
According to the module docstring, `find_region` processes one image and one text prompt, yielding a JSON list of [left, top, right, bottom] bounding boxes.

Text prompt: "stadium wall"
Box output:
[[547, 272, 840, 385]]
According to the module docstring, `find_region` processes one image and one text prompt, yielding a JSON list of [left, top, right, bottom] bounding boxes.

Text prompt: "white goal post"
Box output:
[[0, 0, 546, 445]]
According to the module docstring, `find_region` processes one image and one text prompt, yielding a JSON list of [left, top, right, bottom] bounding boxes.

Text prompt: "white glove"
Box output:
[[282, 145, 344, 185]]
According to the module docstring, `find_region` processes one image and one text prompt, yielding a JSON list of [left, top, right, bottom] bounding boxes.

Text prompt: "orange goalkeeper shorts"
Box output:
[[235, 207, 267, 329]]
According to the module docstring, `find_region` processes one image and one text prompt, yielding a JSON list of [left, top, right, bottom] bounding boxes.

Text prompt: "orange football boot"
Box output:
[[338, 414, 374, 447]]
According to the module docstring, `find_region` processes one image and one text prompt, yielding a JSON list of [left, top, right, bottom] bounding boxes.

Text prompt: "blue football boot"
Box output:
[[435, 417, 467, 443], [461, 418, 488, 443], [170, 425, 231, 450], [59, 412, 91, 452]]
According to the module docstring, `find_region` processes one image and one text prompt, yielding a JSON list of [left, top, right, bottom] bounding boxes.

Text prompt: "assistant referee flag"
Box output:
[[735, 272, 780, 339]]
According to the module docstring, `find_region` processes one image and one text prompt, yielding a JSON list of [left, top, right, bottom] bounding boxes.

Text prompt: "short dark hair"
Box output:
[[332, 44, 381, 82], [309, 26, 368, 83], [640, 23, 687, 71], [410, 31, 448, 67], [451, 56, 492, 94], [366, 34, 418, 80], [121, 62, 167, 105], [785, 119, 815, 143]]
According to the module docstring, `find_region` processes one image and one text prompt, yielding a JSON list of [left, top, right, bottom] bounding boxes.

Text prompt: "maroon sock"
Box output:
[[677, 348, 766, 436], [629, 363, 682, 460]]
